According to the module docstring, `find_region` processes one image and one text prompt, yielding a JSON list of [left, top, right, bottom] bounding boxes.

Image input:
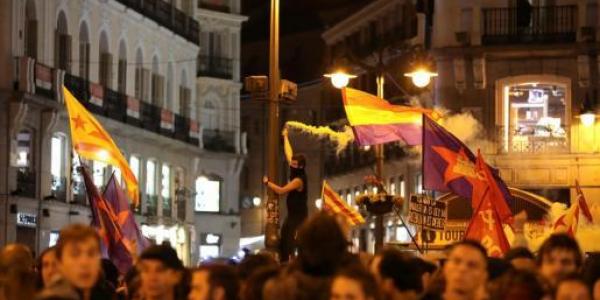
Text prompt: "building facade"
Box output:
[[429, 0, 600, 251], [0, 0, 245, 265]]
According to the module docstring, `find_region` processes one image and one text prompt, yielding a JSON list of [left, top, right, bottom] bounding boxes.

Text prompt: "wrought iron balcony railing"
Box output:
[[203, 129, 236, 153], [15, 168, 36, 198], [482, 5, 576, 45]]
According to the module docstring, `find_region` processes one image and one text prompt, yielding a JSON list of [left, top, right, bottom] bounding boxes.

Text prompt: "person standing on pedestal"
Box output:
[[263, 128, 308, 262]]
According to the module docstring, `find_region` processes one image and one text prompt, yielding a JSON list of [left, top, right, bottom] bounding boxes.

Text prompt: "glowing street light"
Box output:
[[324, 71, 357, 89], [580, 112, 596, 127], [404, 68, 438, 88]]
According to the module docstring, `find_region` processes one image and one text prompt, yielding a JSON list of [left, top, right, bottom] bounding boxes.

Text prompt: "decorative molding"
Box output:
[[9, 102, 29, 139], [41, 110, 60, 136]]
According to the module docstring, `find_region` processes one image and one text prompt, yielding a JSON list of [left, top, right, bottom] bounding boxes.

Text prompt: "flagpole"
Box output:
[[463, 186, 490, 238], [393, 206, 423, 254]]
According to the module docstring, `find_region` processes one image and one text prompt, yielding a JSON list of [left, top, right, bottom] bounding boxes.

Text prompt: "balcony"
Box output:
[[197, 55, 233, 79], [60, 72, 199, 146], [497, 126, 569, 154], [114, 0, 199, 44], [482, 5, 576, 45], [203, 129, 236, 153], [198, 0, 230, 13]]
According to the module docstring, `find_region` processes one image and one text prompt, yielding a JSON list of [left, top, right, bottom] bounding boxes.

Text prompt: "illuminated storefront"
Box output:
[[142, 224, 191, 265]]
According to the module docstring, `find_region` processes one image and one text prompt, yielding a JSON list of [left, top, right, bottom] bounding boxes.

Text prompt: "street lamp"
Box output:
[[404, 68, 438, 88], [325, 71, 357, 89], [580, 112, 596, 127]]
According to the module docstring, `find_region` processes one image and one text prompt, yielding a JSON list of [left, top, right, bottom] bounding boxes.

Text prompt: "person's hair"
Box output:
[[582, 253, 600, 293], [334, 265, 382, 300], [489, 269, 548, 300], [193, 264, 240, 300], [487, 257, 512, 281], [378, 249, 422, 292], [447, 240, 488, 264], [296, 212, 350, 276], [242, 266, 280, 300], [536, 234, 582, 268], [411, 257, 437, 276], [504, 247, 534, 261], [237, 253, 278, 280], [55, 224, 100, 260], [291, 154, 306, 168], [36, 246, 56, 289]]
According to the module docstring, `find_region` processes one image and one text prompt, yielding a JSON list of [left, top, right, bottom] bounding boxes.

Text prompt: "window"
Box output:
[[14, 129, 35, 198], [16, 130, 33, 168], [195, 176, 220, 212], [146, 160, 157, 216], [389, 179, 396, 195], [71, 152, 85, 204], [99, 31, 112, 88], [502, 81, 568, 153], [346, 190, 352, 206], [146, 160, 156, 195], [202, 100, 217, 130], [79, 22, 90, 79], [151, 57, 164, 106], [130, 155, 140, 181], [55, 11, 71, 71], [399, 179, 405, 198], [92, 161, 107, 188], [161, 164, 171, 217], [415, 174, 423, 194], [50, 135, 66, 199], [118, 41, 127, 93], [25, 0, 37, 59]]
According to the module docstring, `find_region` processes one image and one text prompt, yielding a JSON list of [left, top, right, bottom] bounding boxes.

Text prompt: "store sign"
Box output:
[[416, 222, 468, 246], [408, 194, 447, 230], [201, 233, 221, 245], [16, 213, 37, 227]]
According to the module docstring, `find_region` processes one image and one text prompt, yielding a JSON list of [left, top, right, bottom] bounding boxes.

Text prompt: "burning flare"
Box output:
[[284, 121, 355, 154]]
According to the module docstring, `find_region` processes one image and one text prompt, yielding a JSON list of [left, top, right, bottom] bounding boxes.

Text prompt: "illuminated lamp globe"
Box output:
[[324, 72, 356, 89], [252, 196, 261, 207], [581, 112, 596, 127], [404, 69, 438, 88]]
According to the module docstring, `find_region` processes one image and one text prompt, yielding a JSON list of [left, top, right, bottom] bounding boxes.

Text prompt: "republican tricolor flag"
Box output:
[[321, 181, 365, 226], [341, 87, 439, 146]]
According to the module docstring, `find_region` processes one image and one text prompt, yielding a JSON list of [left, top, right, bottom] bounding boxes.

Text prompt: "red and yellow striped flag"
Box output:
[[63, 86, 140, 207], [322, 181, 365, 226]]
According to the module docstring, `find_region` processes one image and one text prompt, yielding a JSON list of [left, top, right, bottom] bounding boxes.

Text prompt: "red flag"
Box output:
[[575, 180, 593, 223], [464, 152, 511, 257]]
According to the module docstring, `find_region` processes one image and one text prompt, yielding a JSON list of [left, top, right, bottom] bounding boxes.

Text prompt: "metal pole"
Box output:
[[374, 74, 385, 253], [264, 0, 281, 252]]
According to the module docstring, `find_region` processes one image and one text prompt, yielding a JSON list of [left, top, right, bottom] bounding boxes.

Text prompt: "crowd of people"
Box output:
[[0, 212, 599, 300]]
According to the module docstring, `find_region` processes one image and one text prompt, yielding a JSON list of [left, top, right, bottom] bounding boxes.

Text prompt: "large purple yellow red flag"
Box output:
[[103, 174, 150, 255], [553, 180, 593, 236], [422, 116, 513, 224], [63, 86, 140, 207], [341, 87, 439, 146], [322, 181, 365, 226], [79, 166, 133, 274], [464, 152, 511, 257]]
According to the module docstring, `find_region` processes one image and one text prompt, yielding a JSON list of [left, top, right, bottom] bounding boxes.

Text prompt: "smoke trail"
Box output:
[[284, 121, 355, 154]]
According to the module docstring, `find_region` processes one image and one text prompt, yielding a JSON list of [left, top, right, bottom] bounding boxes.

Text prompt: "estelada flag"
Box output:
[[553, 180, 593, 236], [341, 87, 439, 146], [423, 116, 513, 224], [63, 86, 140, 207], [464, 151, 511, 257], [322, 181, 365, 226]]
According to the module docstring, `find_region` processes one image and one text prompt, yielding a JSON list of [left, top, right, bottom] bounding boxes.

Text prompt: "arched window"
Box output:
[[161, 164, 171, 217], [145, 159, 157, 216], [117, 40, 127, 93], [25, 0, 37, 59], [99, 31, 112, 87], [179, 69, 191, 118], [135, 48, 149, 101], [55, 11, 71, 71], [166, 62, 174, 111], [78, 22, 90, 79], [151, 55, 164, 106], [497, 75, 570, 153]]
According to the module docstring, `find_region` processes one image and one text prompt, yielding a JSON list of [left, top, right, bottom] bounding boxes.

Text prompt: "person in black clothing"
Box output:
[[263, 151, 308, 262]]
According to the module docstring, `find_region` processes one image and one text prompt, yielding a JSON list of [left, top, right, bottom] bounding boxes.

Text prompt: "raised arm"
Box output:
[[283, 128, 293, 165], [263, 176, 303, 195]]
